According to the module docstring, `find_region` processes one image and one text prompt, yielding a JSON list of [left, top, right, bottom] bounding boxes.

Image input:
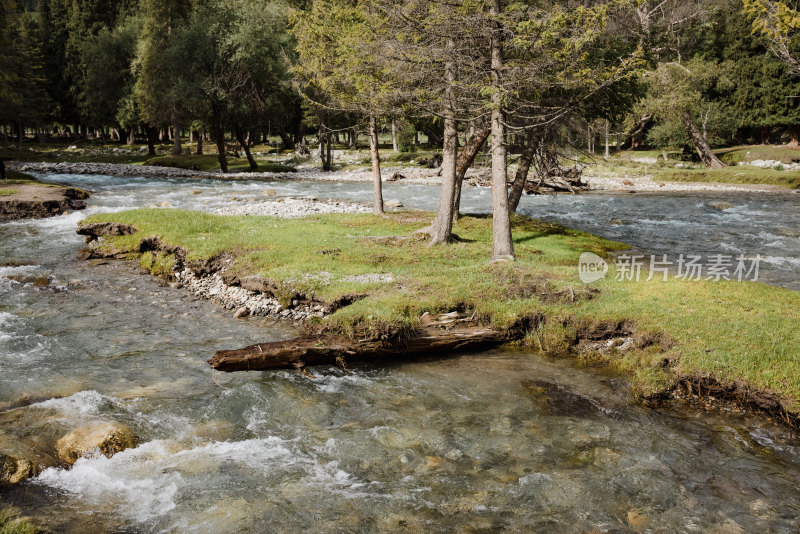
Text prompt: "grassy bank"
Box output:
[[600, 147, 800, 188], [83, 209, 800, 413], [1, 171, 89, 196], [0, 504, 37, 534]]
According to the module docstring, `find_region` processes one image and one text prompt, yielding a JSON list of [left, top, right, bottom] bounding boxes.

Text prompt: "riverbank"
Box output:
[[81, 208, 800, 427], [0, 172, 89, 221], [8, 158, 793, 193]]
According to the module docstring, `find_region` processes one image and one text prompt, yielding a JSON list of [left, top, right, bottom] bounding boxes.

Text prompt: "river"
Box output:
[[1, 173, 799, 533]]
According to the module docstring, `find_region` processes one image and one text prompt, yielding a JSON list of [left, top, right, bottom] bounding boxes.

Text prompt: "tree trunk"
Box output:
[[788, 126, 799, 148], [508, 134, 537, 213], [327, 130, 332, 168], [17, 120, 23, 151], [195, 130, 203, 155], [146, 126, 157, 156], [391, 118, 399, 152], [213, 129, 228, 173], [604, 120, 610, 159], [127, 127, 135, 146], [490, 0, 514, 261], [761, 126, 770, 145], [211, 104, 228, 173], [452, 126, 491, 224], [209, 326, 508, 372], [235, 127, 258, 171], [369, 115, 384, 215], [681, 111, 724, 169], [172, 120, 182, 155], [277, 127, 293, 150], [319, 127, 332, 172], [350, 127, 357, 149], [430, 40, 458, 245]]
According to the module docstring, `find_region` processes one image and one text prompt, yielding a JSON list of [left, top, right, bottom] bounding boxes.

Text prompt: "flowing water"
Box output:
[[0, 173, 799, 533]]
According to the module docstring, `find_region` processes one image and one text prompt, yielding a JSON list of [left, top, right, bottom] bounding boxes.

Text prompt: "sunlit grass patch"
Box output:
[[84, 208, 800, 407]]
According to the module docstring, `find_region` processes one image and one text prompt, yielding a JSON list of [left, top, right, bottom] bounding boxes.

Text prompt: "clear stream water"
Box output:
[[0, 173, 799, 533]]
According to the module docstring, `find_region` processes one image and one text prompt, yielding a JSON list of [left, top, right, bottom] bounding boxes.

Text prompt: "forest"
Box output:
[[4, 2, 800, 531], [2, 0, 800, 256]]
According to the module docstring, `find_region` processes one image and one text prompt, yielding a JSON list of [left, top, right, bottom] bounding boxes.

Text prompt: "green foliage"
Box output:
[[290, 0, 399, 116], [743, 0, 800, 74], [0, 189, 20, 196], [133, 0, 191, 127], [396, 121, 417, 153], [0, 4, 51, 129], [80, 14, 141, 128]]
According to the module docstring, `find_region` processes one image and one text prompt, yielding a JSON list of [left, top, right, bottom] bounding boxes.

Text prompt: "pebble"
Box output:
[[174, 270, 323, 321], [214, 197, 371, 218]]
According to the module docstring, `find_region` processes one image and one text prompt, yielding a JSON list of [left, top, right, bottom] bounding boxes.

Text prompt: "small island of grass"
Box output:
[[0, 171, 90, 222], [81, 208, 800, 425]]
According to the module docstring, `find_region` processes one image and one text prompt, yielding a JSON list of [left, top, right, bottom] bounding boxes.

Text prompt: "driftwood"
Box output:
[[524, 167, 588, 194], [209, 323, 508, 372], [470, 167, 587, 194]]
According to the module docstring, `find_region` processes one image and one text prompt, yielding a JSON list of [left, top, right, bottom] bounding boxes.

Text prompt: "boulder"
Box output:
[[56, 422, 136, 466], [386, 200, 404, 209], [0, 431, 43, 485], [0, 451, 38, 485], [710, 201, 734, 211]]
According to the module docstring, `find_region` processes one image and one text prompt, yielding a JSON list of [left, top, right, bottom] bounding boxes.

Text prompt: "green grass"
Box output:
[[3, 171, 40, 184], [0, 504, 37, 534], [716, 145, 800, 165], [0, 189, 19, 196], [596, 148, 800, 188], [653, 166, 800, 188], [84, 209, 800, 409]]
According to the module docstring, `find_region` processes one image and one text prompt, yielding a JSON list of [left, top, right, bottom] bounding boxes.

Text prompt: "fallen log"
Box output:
[[208, 325, 509, 372]]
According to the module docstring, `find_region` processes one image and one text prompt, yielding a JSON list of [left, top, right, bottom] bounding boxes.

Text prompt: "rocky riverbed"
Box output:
[[173, 269, 325, 322], [9, 159, 786, 193], [213, 196, 374, 217]]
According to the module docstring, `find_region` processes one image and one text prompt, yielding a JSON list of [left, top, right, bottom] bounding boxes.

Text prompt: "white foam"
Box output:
[[0, 311, 17, 341], [310, 372, 375, 393], [36, 440, 181, 521], [32, 390, 118, 416], [762, 255, 800, 267], [36, 435, 372, 524], [0, 264, 40, 277]]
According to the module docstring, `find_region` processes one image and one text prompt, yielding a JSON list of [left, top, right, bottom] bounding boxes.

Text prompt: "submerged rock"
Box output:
[[55, 422, 136, 466], [0, 431, 44, 485], [710, 201, 734, 211], [0, 452, 36, 485]]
